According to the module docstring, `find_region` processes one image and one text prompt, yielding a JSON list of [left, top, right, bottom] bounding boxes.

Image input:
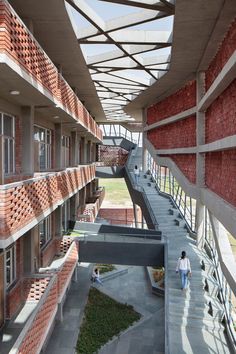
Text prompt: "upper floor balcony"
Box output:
[[0, 0, 102, 142], [0, 164, 95, 247]]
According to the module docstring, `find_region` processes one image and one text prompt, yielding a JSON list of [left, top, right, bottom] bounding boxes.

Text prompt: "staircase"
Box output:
[[133, 167, 231, 353]]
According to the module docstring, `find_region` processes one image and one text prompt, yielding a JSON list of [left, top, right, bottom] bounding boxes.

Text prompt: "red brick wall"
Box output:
[[6, 281, 22, 319], [147, 80, 196, 124], [205, 149, 236, 207], [166, 154, 196, 184], [206, 18, 236, 90], [205, 79, 236, 143], [99, 146, 129, 166], [41, 239, 57, 268], [147, 115, 196, 149], [98, 207, 142, 226]]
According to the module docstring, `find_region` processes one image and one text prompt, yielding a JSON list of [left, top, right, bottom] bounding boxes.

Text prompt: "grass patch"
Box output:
[[96, 264, 116, 274], [77, 287, 141, 354], [99, 178, 132, 206]]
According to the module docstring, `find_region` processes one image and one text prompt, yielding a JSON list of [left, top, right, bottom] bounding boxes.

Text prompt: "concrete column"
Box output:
[[142, 108, 148, 172], [196, 71, 205, 188], [87, 140, 91, 163], [0, 135, 4, 184], [55, 206, 62, 237], [133, 203, 138, 228], [21, 106, 34, 175], [80, 137, 85, 164], [23, 18, 34, 34], [23, 230, 34, 274], [71, 131, 78, 167], [55, 123, 62, 170], [195, 200, 205, 248], [70, 194, 78, 221]]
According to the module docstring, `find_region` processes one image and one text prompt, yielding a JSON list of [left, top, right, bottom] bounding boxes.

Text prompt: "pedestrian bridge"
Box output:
[[75, 222, 165, 267]]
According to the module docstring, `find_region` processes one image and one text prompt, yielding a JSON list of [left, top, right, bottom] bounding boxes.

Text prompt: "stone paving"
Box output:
[[45, 264, 164, 354]]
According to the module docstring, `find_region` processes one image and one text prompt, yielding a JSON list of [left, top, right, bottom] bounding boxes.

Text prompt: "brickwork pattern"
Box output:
[[0, 0, 102, 141], [17, 278, 58, 354], [147, 115, 196, 149], [98, 145, 129, 166], [23, 277, 50, 301], [205, 79, 236, 143], [57, 241, 78, 299], [59, 236, 73, 255], [206, 18, 236, 90], [0, 165, 95, 240], [147, 80, 196, 124], [205, 149, 236, 207], [166, 154, 196, 184], [77, 187, 105, 223], [10, 239, 78, 353]]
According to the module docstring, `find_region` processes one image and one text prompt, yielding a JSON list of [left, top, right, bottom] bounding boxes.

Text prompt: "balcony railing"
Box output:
[[0, 0, 102, 141], [0, 165, 95, 240], [9, 240, 78, 354]]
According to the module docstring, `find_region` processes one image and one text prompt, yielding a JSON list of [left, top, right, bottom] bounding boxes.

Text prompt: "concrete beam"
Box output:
[[144, 107, 197, 131], [198, 51, 236, 112]]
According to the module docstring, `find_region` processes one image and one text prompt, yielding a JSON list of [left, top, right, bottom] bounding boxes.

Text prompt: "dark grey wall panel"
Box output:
[[79, 241, 164, 266], [102, 136, 136, 151], [96, 166, 124, 178], [75, 222, 161, 239]]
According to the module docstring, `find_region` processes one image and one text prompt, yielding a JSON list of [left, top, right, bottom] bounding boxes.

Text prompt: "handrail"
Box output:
[[205, 238, 236, 348]]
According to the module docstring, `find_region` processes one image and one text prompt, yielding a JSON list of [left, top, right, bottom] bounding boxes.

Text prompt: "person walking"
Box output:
[[176, 251, 191, 290], [134, 165, 140, 185], [91, 267, 103, 285]]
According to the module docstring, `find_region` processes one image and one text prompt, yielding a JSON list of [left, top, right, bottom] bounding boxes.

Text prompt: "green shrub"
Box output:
[[77, 288, 141, 354], [96, 264, 116, 274]]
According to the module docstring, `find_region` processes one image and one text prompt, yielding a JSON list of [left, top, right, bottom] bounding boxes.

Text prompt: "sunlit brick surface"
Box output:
[[206, 18, 236, 90], [147, 81, 196, 124], [57, 242, 78, 298]]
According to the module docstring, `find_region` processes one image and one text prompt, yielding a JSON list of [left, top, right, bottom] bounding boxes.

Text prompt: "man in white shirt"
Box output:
[[176, 251, 191, 290]]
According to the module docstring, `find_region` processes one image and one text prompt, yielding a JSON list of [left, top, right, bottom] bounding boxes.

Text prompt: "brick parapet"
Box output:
[[0, 0, 102, 142], [8, 239, 78, 353], [0, 165, 95, 240]]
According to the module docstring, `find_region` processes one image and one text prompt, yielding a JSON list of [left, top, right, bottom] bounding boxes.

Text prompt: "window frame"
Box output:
[[34, 125, 52, 171], [0, 113, 15, 175], [39, 215, 52, 249], [5, 245, 16, 288]]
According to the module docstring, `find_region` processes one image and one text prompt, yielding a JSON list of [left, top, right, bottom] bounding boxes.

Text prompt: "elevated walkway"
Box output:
[[75, 223, 164, 267]]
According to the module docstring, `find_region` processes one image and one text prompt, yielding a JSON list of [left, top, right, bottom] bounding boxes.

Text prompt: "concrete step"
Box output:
[[168, 313, 224, 331], [168, 324, 230, 354]]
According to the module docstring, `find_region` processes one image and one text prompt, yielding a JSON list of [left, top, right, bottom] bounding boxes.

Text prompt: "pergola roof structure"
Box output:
[[66, 0, 174, 122]]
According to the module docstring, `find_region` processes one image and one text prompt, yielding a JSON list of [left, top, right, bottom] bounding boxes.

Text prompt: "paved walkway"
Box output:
[[45, 263, 92, 354], [45, 264, 164, 354]]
